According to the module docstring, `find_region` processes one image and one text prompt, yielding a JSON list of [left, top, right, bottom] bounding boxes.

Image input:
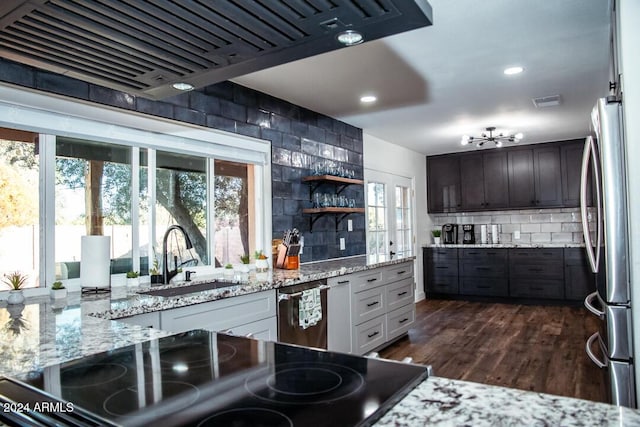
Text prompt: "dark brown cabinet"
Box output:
[[423, 247, 459, 295], [422, 246, 592, 304], [509, 248, 564, 299], [564, 248, 595, 301], [458, 248, 508, 297], [427, 155, 461, 213], [561, 140, 590, 207], [533, 146, 563, 207], [460, 151, 509, 210], [508, 146, 562, 208], [427, 139, 587, 213]]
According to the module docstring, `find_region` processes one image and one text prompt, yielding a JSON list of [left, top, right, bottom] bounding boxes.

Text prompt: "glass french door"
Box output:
[[365, 170, 414, 264]]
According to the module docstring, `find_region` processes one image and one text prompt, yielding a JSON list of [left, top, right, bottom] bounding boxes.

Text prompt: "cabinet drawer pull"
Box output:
[[397, 291, 408, 296], [337, 280, 350, 284], [487, 252, 497, 255], [436, 266, 450, 269], [476, 267, 491, 271], [468, 252, 479, 255], [367, 331, 380, 339], [366, 301, 380, 307], [367, 278, 378, 282], [399, 318, 409, 324], [528, 268, 543, 272], [477, 285, 491, 289], [531, 287, 544, 291], [397, 270, 406, 275]]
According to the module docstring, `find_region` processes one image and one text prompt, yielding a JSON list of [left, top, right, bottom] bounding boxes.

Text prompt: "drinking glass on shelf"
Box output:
[[348, 198, 356, 208]]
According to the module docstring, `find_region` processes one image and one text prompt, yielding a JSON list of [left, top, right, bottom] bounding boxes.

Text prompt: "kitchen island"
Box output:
[[1, 257, 639, 426]]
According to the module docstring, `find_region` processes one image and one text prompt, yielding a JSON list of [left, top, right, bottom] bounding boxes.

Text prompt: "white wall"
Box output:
[[363, 132, 430, 301], [618, 0, 640, 403]]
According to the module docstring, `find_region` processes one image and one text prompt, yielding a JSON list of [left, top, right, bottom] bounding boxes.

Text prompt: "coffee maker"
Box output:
[[442, 224, 458, 244], [462, 224, 475, 244]]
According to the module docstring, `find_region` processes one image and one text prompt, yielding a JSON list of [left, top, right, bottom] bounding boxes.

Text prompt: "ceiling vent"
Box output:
[[532, 95, 562, 108]]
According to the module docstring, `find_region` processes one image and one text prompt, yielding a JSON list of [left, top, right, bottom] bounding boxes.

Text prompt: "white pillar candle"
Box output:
[[80, 235, 111, 289]]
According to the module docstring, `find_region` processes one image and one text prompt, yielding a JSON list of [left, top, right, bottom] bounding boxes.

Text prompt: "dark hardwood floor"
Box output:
[[379, 299, 607, 403]]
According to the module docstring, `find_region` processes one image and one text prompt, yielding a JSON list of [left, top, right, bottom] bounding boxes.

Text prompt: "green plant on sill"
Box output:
[[51, 281, 65, 290], [254, 250, 268, 260], [126, 271, 140, 279], [224, 263, 233, 269], [2, 271, 27, 290], [149, 259, 160, 275], [431, 229, 442, 238], [240, 254, 251, 264]]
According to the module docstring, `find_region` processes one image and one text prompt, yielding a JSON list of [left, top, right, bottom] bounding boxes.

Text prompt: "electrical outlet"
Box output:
[[514, 230, 521, 240], [347, 219, 353, 232], [340, 237, 346, 250]]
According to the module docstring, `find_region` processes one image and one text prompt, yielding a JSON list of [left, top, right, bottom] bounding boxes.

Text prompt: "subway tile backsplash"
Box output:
[[431, 207, 588, 244]]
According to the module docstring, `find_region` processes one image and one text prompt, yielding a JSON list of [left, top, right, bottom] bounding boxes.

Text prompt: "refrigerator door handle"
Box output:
[[584, 291, 605, 318], [580, 135, 602, 273], [586, 332, 608, 369]]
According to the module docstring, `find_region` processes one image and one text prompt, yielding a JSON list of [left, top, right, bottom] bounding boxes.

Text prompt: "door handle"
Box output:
[[584, 291, 604, 318], [585, 332, 607, 369]]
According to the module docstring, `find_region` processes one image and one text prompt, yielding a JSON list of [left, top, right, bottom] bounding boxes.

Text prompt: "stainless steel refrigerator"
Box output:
[[582, 97, 635, 407]]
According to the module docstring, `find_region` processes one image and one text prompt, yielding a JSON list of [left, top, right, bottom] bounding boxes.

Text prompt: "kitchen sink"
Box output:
[[138, 280, 237, 298]]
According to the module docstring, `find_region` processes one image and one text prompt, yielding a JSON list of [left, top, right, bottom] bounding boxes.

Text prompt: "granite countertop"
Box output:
[[423, 243, 585, 248], [90, 255, 415, 320], [1, 255, 639, 426]]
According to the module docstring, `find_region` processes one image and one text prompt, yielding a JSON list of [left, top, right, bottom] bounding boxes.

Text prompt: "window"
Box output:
[[0, 87, 271, 290], [395, 185, 413, 258], [367, 182, 388, 264], [0, 128, 40, 288]]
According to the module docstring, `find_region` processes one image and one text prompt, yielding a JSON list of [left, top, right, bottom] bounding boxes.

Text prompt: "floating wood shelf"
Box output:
[[302, 175, 364, 185], [302, 176, 365, 232]]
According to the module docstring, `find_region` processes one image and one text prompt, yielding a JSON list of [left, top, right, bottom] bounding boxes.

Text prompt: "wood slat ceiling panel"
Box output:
[[0, 0, 432, 98]]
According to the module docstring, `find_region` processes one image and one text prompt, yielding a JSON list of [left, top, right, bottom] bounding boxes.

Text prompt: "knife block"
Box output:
[[284, 255, 299, 270]]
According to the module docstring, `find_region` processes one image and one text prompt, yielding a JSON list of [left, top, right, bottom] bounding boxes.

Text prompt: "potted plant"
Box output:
[[223, 263, 234, 278], [238, 254, 251, 273], [50, 280, 67, 300], [255, 250, 269, 272], [2, 271, 27, 305], [126, 271, 140, 287], [149, 259, 163, 284], [432, 229, 442, 245]]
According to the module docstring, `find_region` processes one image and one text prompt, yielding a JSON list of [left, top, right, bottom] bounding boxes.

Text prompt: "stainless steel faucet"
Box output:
[[162, 225, 194, 284]]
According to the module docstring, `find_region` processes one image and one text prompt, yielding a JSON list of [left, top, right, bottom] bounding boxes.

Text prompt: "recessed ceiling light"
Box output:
[[360, 95, 377, 103], [504, 66, 524, 75], [172, 82, 194, 91], [337, 30, 364, 46]]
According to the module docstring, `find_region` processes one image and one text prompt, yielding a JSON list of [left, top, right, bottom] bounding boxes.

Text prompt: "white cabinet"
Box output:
[[159, 290, 277, 339], [327, 276, 352, 353], [329, 260, 416, 356], [116, 311, 161, 329]]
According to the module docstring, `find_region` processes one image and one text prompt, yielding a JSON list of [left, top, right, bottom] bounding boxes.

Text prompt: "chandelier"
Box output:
[[461, 127, 524, 147]]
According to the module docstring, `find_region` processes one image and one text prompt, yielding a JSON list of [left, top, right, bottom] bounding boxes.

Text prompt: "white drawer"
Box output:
[[386, 277, 414, 312], [350, 269, 383, 293], [352, 286, 386, 326], [382, 261, 414, 283], [386, 304, 415, 341], [353, 316, 386, 355]]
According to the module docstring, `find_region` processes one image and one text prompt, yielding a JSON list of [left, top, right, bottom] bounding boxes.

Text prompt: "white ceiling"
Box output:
[[233, 0, 611, 155]]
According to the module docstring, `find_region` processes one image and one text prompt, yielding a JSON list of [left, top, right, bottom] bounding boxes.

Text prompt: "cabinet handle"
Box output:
[[468, 252, 479, 255], [477, 285, 491, 289], [528, 268, 543, 272], [531, 287, 544, 291], [367, 331, 380, 338], [399, 318, 409, 324], [337, 280, 350, 284], [367, 278, 378, 282], [487, 252, 497, 255], [397, 291, 408, 296], [436, 266, 450, 269], [366, 301, 380, 307], [476, 267, 491, 271], [397, 270, 406, 274]]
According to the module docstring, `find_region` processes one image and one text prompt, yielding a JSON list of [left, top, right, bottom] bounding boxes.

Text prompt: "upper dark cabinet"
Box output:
[[460, 151, 508, 210], [426, 139, 589, 213], [533, 146, 563, 207], [427, 155, 460, 213], [508, 146, 562, 208], [561, 140, 590, 207]]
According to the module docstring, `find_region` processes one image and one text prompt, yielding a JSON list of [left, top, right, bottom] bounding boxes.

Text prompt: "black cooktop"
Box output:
[[5, 330, 428, 426]]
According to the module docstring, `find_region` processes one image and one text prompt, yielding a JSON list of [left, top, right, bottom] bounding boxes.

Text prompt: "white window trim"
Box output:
[[0, 83, 272, 296]]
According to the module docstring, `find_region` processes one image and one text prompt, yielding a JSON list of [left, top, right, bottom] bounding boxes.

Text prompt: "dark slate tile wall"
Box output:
[[0, 58, 366, 262]]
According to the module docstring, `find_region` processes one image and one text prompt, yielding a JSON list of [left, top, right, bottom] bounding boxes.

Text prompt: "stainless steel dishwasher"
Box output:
[[277, 279, 329, 349]]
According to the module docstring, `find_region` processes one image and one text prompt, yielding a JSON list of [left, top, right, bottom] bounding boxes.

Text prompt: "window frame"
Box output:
[[0, 84, 271, 295]]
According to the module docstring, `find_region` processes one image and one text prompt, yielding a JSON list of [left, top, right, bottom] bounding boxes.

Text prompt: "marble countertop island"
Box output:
[[1, 256, 639, 426]]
